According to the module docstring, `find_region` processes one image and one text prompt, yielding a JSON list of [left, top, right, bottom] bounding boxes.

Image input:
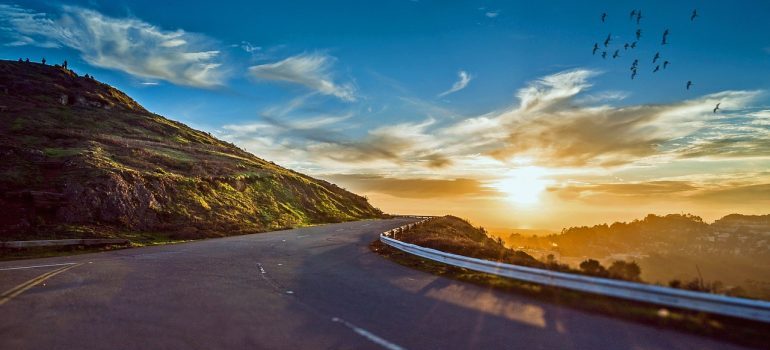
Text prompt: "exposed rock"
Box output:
[[58, 172, 161, 230]]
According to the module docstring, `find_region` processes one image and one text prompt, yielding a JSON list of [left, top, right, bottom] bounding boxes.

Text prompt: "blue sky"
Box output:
[[2, 1, 769, 228]]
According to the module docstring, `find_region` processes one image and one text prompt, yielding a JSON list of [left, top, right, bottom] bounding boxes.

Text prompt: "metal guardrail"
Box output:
[[0, 238, 130, 249], [380, 218, 770, 323]]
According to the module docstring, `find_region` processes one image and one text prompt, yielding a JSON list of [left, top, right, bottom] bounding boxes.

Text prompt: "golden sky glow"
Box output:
[[223, 70, 770, 231]]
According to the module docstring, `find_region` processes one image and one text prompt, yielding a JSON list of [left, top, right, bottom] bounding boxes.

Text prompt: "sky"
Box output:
[[2, 1, 769, 231]]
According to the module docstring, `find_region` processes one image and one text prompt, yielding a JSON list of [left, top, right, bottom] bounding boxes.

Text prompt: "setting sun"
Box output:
[[490, 166, 551, 205]]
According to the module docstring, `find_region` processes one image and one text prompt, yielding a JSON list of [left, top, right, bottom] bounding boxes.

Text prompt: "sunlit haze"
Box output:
[[4, 1, 769, 230]]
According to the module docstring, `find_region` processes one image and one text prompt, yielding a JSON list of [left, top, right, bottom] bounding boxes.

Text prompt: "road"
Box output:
[[0, 218, 749, 350]]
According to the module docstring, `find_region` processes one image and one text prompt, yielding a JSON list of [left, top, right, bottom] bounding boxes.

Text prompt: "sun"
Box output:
[[490, 166, 550, 205]]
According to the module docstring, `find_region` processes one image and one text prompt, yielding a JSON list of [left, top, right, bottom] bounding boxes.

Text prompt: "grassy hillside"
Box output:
[[0, 60, 383, 241], [393, 216, 544, 267]]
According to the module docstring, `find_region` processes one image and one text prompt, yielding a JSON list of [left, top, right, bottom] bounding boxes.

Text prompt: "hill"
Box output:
[[391, 215, 545, 268], [504, 213, 770, 299], [0, 60, 383, 241], [504, 213, 770, 259]]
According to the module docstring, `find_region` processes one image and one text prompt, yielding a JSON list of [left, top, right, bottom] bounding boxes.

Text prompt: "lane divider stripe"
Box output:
[[0, 263, 82, 306], [331, 317, 406, 350]]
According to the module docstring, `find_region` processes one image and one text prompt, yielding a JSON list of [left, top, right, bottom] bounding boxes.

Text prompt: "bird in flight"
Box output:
[[630, 41, 637, 49], [602, 51, 607, 59], [624, 43, 629, 50], [663, 60, 670, 69], [613, 50, 620, 59], [653, 65, 660, 73], [636, 29, 642, 40], [601, 13, 607, 22], [691, 9, 698, 21], [662, 29, 670, 45], [636, 10, 643, 24], [593, 43, 599, 55], [687, 81, 693, 90], [604, 33, 612, 47], [630, 9, 637, 20], [713, 103, 721, 113], [653, 52, 661, 63], [631, 59, 639, 69], [631, 69, 638, 80]]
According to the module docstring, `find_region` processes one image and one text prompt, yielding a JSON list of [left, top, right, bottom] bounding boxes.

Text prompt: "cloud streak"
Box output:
[[549, 179, 770, 206], [0, 4, 225, 87], [322, 175, 493, 199], [223, 68, 767, 187], [438, 70, 472, 97], [248, 53, 356, 101]]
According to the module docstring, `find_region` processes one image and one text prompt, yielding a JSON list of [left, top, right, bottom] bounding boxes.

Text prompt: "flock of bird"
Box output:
[[593, 8, 718, 111]]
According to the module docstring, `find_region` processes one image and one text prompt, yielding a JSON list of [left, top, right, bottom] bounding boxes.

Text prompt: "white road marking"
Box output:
[[331, 317, 407, 350], [0, 263, 77, 271], [285, 290, 294, 295], [257, 263, 267, 274]]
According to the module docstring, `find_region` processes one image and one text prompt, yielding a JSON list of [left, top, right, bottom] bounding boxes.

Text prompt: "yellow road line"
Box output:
[[0, 263, 82, 306]]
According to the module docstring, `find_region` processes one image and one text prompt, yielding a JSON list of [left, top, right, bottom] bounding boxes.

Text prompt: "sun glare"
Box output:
[[491, 166, 550, 205]]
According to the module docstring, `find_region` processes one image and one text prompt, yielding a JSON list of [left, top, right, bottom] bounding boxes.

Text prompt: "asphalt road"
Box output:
[[0, 218, 749, 350]]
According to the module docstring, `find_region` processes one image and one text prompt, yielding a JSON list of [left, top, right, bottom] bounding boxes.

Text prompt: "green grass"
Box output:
[[43, 147, 85, 157]]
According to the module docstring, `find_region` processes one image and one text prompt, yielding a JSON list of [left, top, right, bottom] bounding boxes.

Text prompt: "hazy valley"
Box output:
[[501, 213, 770, 299]]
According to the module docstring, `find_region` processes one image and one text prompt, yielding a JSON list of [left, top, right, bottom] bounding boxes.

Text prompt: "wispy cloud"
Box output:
[[485, 11, 500, 18], [223, 68, 767, 180], [441, 69, 763, 167], [549, 178, 770, 206], [237, 41, 261, 53], [0, 4, 225, 87], [322, 175, 493, 199], [438, 70, 472, 97], [248, 53, 356, 101]]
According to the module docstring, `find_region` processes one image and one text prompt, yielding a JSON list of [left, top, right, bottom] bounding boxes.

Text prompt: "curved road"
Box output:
[[0, 218, 748, 349]]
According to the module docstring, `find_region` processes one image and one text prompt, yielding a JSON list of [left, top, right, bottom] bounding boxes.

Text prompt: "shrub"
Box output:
[[608, 260, 641, 281]]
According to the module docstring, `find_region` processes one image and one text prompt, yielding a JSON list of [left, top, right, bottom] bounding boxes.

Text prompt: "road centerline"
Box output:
[[0, 263, 83, 306]]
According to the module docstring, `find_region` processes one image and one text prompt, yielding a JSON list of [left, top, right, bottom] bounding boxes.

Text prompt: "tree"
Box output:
[[579, 259, 607, 277], [608, 260, 641, 281]]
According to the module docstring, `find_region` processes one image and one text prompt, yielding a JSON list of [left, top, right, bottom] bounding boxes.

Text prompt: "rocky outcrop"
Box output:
[[58, 172, 161, 230]]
